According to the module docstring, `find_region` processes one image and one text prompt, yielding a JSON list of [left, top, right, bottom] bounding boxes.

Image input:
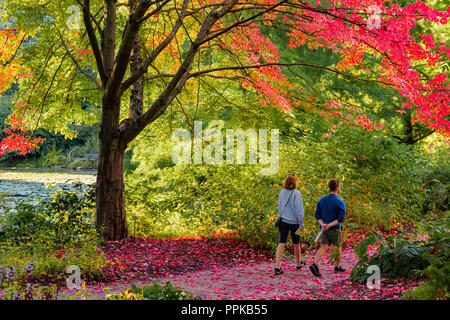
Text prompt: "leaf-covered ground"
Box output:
[[100, 235, 273, 281], [58, 235, 422, 300]]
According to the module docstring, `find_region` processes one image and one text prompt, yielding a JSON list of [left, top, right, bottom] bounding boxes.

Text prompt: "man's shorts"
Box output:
[[278, 221, 300, 244], [320, 229, 342, 246]]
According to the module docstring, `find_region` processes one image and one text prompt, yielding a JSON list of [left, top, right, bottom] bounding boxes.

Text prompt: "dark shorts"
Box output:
[[320, 229, 342, 246], [278, 221, 300, 244]]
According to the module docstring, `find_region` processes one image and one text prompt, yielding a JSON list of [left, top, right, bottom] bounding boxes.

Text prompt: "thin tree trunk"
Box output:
[[404, 112, 414, 145]]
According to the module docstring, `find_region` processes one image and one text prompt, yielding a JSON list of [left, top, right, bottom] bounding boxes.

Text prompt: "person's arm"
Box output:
[[326, 219, 339, 228], [315, 200, 326, 229], [337, 200, 346, 224], [278, 192, 282, 216], [296, 192, 304, 227], [326, 201, 346, 228]]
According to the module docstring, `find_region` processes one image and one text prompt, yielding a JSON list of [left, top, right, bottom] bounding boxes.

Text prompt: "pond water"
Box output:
[[0, 169, 96, 215]]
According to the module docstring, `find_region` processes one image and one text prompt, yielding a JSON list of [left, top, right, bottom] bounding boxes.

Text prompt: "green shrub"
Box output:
[[350, 234, 429, 283], [0, 184, 109, 285], [105, 289, 143, 300], [0, 183, 97, 247], [351, 218, 449, 288], [400, 262, 450, 300], [41, 146, 64, 167], [106, 281, 202, 300], [81, 157, 97, 169], [0, 202, 49, 242], [69, 160, 84, 169], [400, 217, 450, 300], [0, 237, 110, 284]]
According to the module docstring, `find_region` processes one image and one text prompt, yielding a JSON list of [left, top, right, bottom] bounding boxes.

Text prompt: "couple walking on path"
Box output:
[[274, 174, 346, 277]]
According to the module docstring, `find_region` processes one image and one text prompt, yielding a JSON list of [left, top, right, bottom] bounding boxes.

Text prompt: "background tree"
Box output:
[[1, 0, 448, 240]]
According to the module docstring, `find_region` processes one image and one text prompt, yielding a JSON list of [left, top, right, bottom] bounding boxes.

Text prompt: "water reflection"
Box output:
[[0, 169, 96, 214]]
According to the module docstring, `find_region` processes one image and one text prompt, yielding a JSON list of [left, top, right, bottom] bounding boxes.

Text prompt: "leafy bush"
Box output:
[[350, 234, 429, 283], [105, 289, 143, 300], [69, 160, 84, 169], [400, 262, 450, 300], [421, 179, 449, 216], [41, 146, 64, 167], [0, 238, 111, 284], [0, 183, 109, 284], [351, 218, 449, 290], [106, 281, 202, 300], [81, 157, 97, 169], [125, 122, 443, 250], [400, 218, 450, 300], [0, 183, 97, 247]]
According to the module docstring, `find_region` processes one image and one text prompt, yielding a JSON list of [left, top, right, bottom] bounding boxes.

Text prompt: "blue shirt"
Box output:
[[315, 194, 346, 230], [278, 188, 304, 226]]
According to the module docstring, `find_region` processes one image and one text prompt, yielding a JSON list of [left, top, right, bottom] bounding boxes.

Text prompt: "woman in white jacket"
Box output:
[[274, 174, 305, 275]]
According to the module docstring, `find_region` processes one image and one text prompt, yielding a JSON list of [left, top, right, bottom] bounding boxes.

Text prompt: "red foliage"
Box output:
[[0, 114, 45, 157], [225, 0, 449, 135]]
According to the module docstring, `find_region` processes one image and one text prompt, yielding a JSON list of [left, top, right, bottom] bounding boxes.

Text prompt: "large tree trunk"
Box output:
[[94, 2, 142, 241], [96, 99, 128, 241], [89, 0, 235, 241]]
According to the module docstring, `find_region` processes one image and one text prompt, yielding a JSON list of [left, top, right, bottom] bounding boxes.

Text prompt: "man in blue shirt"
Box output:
[[310, 179, 346, 277]]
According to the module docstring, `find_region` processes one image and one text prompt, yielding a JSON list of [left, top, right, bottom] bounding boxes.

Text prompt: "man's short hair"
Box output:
[[327, 179, 340, 192]]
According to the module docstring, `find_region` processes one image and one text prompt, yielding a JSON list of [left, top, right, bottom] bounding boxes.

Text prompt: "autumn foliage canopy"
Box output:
[[0, 0, 449, 157]]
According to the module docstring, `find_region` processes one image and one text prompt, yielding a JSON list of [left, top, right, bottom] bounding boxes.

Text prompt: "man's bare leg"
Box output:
[[314, 244, 329, 265]]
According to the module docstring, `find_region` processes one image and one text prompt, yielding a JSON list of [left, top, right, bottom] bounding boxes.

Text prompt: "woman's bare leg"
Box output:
[[293, 243, 301, 266], [275, 243, 286, 268]]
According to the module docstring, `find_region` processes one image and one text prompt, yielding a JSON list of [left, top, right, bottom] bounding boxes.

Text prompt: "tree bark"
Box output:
[[403, 111, 415, 145], [129, 0, 143, 121], [88, 0, 238, 241], [394, 111, 435, 145], [96, 98, 127, 241]]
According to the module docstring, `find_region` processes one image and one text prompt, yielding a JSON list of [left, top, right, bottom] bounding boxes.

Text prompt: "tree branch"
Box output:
[[188, 62, 395, 87], [104, 0, 163, 100], [198, 0, 288, 45], [120, 0, 190, 96], [82, 0, 107, 85], [120, 0, 239, 147], [54, 24, 102, 90]]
